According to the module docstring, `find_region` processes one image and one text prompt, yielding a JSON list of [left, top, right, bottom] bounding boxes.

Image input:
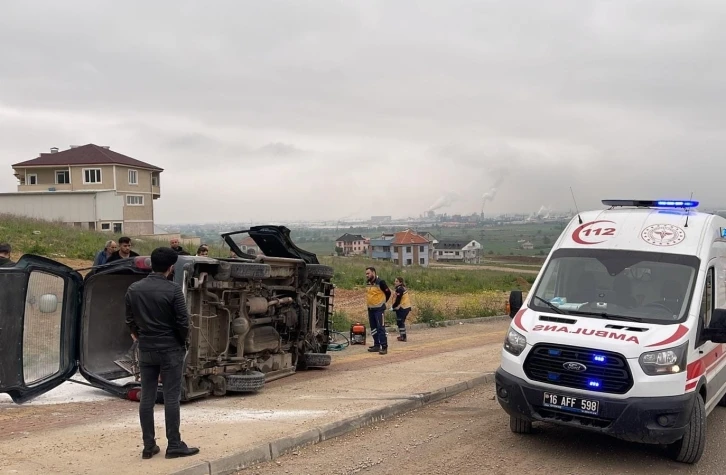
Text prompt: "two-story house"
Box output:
[[369, 229, 430, 267], [434, 239, 483, 263], [335, 233, 368, 256], [8, 144, 162, 235]]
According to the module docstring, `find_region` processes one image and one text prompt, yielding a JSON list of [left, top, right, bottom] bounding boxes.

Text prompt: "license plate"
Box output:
[[543, 392, 600, 416]]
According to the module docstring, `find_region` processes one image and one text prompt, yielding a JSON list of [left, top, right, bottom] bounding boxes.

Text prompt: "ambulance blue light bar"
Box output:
[[602, 200, 698, 208]]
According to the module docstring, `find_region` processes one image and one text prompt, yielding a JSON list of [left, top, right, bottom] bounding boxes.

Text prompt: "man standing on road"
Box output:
[[0, 243, 15, 267], [108, 236, 140, 263], [365, 266, 391, 355], [391, 277, 412, 342], [125, 247, 199, 460], [93, 240, 117, 267], [170, 238, 190, 255]]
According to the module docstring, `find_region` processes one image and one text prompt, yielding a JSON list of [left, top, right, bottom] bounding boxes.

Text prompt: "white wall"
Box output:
[[94, 191, 124, 221], [0, 192, 98, 222]]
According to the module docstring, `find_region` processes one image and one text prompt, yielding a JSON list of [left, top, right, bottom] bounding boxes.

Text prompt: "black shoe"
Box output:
[[142, 445, 160, 459], [165, 443, 200, 459], [367, 346, 381, 352], [379, 347, 388, 355]]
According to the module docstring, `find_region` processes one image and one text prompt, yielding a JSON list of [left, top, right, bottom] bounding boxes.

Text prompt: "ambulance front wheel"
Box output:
[[667, 393, 706, 464], [509, 415, 532, 434]]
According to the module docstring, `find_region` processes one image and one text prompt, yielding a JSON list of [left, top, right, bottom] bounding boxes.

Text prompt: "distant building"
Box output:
[[239, 236, 263, 255], [521, 241, 534, 250], [371, 215, 392, 224], [335, 233, 368, 256], [5, 144, 163, 235], [369, 229, 430, 267], [434, 239, 483, 264]]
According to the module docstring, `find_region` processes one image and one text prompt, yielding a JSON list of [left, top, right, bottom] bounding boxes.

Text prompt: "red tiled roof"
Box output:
[[239, 236, 257, 246], [392, 229, 430, 245], [12, 144, 163, 171]]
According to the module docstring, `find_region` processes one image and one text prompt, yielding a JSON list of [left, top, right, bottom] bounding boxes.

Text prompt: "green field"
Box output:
[[319, 255, 534, 293]]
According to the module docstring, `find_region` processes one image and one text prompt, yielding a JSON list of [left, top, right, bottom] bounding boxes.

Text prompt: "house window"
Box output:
[[438, 251, 443, 255], [406, 259, 412, 265], [420, 246, 425, 252], [101, 223, 111, 231], [126, 195, 144, 206], [113, 223, 123, 233], [84, 168, 102, 184], [406, 246, 412, 253], [55, 170, 70, 184], [152, 174, 159, 187], [128, 169, 138, 185], [420, 258, 425, 265], [27, 174, 38, 185], [455, 251, 460, 256]]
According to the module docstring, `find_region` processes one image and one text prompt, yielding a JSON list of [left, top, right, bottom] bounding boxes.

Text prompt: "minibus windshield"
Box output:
[[529, 248, 700, 324]]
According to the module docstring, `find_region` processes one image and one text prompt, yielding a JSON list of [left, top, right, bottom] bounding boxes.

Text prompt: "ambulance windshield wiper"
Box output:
[[572, 310, 643, 323], [534, 296, 568, 315]]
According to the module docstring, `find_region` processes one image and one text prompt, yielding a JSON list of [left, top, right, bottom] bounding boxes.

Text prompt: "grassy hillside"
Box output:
[[0, 214, 226, 260]]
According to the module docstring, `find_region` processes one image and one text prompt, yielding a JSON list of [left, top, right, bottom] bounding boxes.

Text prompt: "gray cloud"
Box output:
[[1, 0, 725, 223]]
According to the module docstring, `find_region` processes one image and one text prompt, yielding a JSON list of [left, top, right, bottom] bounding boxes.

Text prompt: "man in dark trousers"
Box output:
[[125, 247, 199, 460], [0, 243, 15, 267], [391, 277, 412, 341], [365, 266, 391, 355]]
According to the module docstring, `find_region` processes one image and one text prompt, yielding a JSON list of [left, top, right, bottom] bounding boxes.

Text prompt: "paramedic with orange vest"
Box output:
[[365, 266, 391, 355], [391, 277, 411, 341]]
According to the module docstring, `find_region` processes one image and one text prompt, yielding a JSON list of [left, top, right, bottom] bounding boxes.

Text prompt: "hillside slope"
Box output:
[[0, 214, 179, 261]]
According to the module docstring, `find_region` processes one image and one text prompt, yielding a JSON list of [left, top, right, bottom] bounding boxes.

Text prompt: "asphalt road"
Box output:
[[241, 383, 726, 475]]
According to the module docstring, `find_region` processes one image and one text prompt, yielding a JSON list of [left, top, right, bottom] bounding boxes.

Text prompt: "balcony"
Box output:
[[18, 183, 72, 193], [371, 251, 392, 259], [152, 185, 161, 199]]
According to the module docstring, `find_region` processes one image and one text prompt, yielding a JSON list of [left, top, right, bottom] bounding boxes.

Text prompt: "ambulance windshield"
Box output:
[[529, 248, 700, 324]]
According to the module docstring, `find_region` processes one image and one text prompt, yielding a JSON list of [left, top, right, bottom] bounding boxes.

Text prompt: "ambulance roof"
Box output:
[[557, 200, 721, 256]]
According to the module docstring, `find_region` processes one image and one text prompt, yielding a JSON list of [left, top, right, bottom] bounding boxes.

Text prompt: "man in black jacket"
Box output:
[[125, 247, 199, 460], [0, 243, 15, 267]]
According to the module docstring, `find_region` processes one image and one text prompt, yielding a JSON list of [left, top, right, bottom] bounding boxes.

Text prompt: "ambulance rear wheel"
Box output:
[[509, 415, 532, 434], [667, 393, 706, 464]]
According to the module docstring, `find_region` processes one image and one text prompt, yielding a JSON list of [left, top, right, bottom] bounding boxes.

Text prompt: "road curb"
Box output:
[[388, 314, 511, 333], [169, 371, 495, 475]]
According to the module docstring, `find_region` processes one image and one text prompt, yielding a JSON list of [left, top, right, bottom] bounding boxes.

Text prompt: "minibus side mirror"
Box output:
[[701, 309, 726, 343], [509, 290, 523, 318]]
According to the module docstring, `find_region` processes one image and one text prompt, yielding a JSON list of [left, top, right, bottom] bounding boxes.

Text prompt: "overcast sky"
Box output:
[[1, 0, 725, 224]]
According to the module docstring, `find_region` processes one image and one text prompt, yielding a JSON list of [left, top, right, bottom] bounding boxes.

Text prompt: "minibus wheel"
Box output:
[[509, 415, 532, 434], [667, 394, 705, 464]]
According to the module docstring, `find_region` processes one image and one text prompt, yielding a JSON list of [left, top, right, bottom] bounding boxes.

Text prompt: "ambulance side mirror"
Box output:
[[702, 309, 726, 343], [509, 290, 523, 318]]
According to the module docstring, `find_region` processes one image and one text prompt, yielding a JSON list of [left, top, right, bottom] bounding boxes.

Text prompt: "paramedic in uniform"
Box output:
[[365, 266, 391, 355], [392, 277, 412, 341], [125, 247, 199, 460]]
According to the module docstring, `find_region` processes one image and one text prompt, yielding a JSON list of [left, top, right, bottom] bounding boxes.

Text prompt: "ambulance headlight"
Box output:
[[504, 328, 527, 356], [639, 341, 688, 376]]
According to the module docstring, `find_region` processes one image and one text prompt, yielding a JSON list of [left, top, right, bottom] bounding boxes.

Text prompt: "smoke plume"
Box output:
[[428, 191, 459, 212]]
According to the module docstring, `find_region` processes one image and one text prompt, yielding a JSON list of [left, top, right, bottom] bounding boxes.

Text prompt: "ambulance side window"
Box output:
[[700, 268, 714, 328]]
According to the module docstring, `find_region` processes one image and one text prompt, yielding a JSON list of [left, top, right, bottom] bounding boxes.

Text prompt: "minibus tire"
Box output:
[[306, 264, 335, 280], [718, 393, 726, 407], [509, 415, 532, 434], [225, 371, 265, 392], [300, 352, 331, 368], [667, 394, 706, 464]]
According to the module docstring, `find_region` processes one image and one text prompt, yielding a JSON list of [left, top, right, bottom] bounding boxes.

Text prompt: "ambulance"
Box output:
[[496, 199, 726, 464]]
